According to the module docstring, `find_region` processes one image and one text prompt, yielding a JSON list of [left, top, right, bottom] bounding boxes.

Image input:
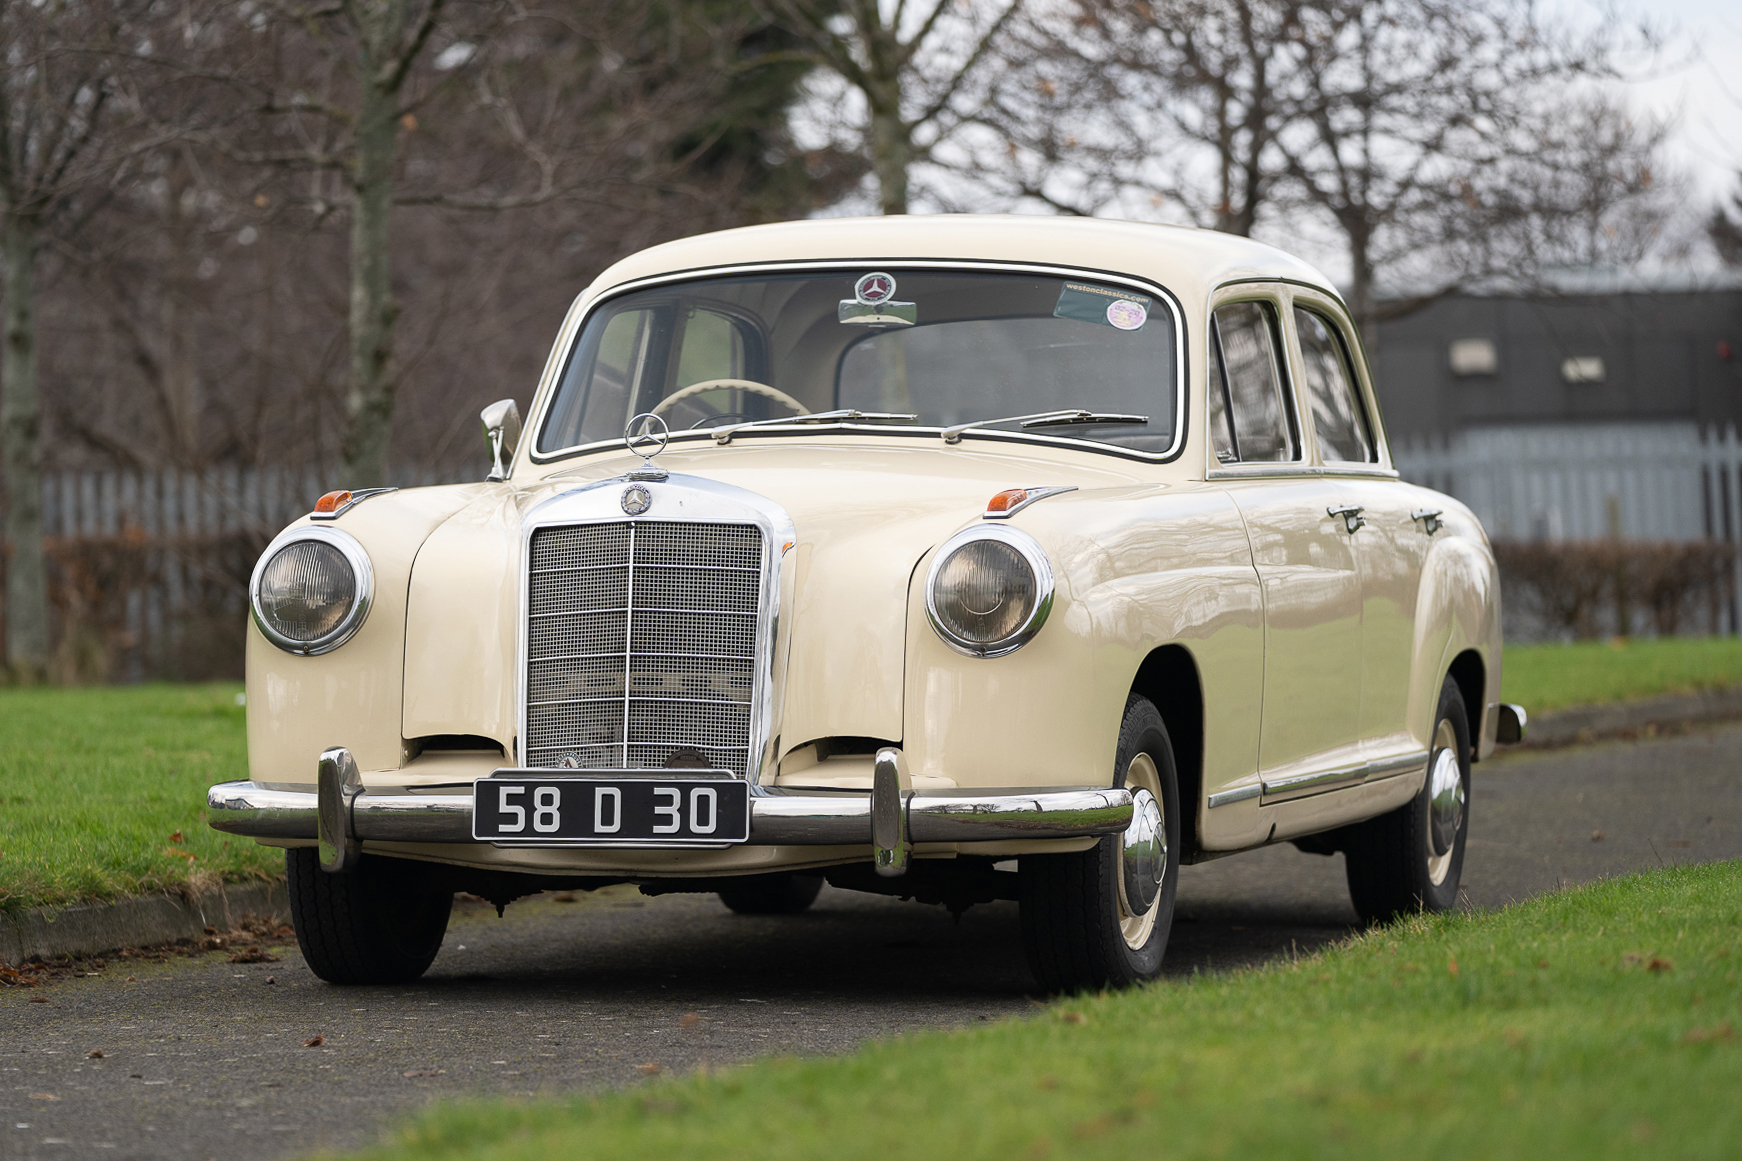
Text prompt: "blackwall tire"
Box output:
[[1020, 695, 1180, 993], [717, 872, 825, 915], [1344, 676, 1471, 924], [286, 848, 452, 985]]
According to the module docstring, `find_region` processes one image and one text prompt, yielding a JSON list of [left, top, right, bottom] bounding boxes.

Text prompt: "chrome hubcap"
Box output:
[[1424, 719, 1464, 886], [1121, 789, 1165, 915], [1116, 753, 1167, 950]]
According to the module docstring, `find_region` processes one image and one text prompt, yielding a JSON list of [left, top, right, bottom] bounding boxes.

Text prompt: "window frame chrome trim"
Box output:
[[924, 524, 1056, 659], [248, 525, 374, 657], [525, 259, 1190, 467], [515, 473, 797, 783]]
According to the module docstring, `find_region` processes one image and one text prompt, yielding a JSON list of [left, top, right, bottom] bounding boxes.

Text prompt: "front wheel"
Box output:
[[1021, 695, 1180, 992], [286, 849, 452, 984], [1343, 676, 1471, 924]]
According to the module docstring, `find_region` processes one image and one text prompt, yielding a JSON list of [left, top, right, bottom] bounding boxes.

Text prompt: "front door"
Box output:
[[1205, 296, 1365, 799]]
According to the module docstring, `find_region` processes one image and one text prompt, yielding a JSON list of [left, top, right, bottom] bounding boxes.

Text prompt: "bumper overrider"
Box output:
[[207, 746, 1134, 879]]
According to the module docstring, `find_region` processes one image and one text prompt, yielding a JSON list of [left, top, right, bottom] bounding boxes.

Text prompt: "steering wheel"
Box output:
[[651, 378, 808, 420]]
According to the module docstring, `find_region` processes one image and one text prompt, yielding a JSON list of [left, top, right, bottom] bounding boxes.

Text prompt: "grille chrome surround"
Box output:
[[517, 475, 795, 782]]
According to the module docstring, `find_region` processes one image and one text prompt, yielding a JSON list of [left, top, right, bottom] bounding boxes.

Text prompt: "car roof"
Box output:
[[584, 214, 1343, 306]]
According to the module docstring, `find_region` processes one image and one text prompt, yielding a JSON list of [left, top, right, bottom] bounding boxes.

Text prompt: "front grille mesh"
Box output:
[[525, 521, 764, 776]]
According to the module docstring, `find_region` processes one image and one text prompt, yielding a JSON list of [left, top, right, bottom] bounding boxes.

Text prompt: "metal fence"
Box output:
[[1395, 421, 1742, 639], [12, 464, 474, 682]]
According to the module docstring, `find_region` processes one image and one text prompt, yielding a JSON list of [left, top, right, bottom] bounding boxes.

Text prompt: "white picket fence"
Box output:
[[37, 463, 474, 540], [1392, 421, 1742, 545]]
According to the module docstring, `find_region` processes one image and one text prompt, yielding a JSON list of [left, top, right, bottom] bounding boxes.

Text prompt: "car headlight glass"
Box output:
[[250, 528, 372, 655], [926, 526, 1054, 657]]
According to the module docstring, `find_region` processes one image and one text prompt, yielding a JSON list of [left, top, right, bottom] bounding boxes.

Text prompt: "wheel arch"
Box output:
[[1129, 643, 1204, 858], [1446, 648, 1486, 757]]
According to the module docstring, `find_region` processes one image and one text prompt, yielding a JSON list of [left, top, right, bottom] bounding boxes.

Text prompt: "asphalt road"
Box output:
[[6, 722, 1741, 1160]]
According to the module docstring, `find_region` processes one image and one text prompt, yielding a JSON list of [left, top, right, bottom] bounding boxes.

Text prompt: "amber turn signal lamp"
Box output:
[[986, 488, 1027, 515], [314, 490, 353, 514]]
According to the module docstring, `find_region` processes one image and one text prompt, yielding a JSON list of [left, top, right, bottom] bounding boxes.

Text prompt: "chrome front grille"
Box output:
[[524, 520, 764, 776]]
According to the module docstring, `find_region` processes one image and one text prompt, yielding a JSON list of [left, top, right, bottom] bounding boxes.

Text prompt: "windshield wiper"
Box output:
[[941, 409, 1150, 445], [712, 409, 918, 445]]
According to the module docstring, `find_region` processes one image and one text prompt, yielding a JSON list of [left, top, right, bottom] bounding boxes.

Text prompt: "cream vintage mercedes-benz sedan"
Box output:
[[207, 215, 1521, 993]]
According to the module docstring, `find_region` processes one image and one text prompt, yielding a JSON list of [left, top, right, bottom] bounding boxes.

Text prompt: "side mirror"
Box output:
[[481, 399, 522, 482]]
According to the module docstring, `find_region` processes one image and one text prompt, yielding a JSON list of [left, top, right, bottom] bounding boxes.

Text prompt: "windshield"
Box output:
[[536, 268, 1179, 456]]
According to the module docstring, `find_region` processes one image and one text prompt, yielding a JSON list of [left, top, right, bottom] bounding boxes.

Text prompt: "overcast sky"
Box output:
[[1625, 0, 1742, 203]]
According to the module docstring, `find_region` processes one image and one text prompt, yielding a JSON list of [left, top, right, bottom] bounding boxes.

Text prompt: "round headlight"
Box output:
[[250, 528, 373, 655], [925, 526, 1054, 657]]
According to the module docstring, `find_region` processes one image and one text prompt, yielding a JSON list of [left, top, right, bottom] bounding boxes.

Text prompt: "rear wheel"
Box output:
[[286, 849, 452, 984], [718, 872, 825, 915], [1344, 676, 1471, 924], [1021, 696, 1180, 993]]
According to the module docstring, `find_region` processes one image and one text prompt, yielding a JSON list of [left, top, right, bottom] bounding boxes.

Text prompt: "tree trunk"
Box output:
[[1345, 222, 1377, 355], [869, 102, 910, 216], [1, 209, 48, 678], [340, 2, 408, 489]]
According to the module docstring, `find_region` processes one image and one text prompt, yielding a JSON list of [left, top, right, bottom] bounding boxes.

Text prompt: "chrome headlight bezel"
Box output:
[[249, 525, 374, 656], [924, 524, 1055, 658]]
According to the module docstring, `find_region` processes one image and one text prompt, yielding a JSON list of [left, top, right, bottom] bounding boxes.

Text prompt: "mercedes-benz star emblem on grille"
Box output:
[[621, 484, 652, 516], [854, 271, 897, 305]]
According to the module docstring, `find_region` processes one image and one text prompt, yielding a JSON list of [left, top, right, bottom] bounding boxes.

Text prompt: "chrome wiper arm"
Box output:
[[941, 409, 1083, 444], [941, 409, 1149, 444], [712, 409, 918, 445], [1021, 411, 1149, 430]]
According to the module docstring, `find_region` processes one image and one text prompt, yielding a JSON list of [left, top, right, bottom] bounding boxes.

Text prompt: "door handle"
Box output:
[[1410, 508, 1444, 535], [1327, 504, 1365, 534]]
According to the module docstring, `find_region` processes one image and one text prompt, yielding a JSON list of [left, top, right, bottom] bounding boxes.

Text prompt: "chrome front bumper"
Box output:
[[206, 746, 1133, 879]]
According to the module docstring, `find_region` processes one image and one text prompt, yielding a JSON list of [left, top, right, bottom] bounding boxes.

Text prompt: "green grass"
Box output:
[[1502, 635, 1742, 714], [346, 861, 1742, 1161], [0, 683, 279, 913]]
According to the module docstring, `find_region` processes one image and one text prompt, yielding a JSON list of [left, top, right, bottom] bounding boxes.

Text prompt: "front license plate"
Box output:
[[472, 776, 750, 845]]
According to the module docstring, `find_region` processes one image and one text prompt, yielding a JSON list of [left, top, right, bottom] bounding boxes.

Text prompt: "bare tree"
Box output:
[[976, 0, 1672, 338], [1712, 172, 1742, 266], [1272, 0, 1663, 336], [756, 0, 1023, 213], [968, 0, 1299, 230], [0, 0, 167, 678]]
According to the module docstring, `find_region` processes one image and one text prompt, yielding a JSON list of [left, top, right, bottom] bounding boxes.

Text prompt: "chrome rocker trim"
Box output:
[[207, 746, 1133, 878]]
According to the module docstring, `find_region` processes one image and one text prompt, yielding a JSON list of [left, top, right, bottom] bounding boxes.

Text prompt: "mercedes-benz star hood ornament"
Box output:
[[623, 412, 671, 483]]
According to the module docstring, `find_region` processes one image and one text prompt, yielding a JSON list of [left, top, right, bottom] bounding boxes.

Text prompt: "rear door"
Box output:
[[1287, 296, 1430, 767]]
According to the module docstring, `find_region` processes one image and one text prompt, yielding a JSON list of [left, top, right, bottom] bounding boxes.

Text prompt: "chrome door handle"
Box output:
[[1410, 508, 1444, 535], [1327, 504, 1365, 534]]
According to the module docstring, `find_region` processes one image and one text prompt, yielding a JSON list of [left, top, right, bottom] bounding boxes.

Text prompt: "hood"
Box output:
[[402, 439, 1148, 766]]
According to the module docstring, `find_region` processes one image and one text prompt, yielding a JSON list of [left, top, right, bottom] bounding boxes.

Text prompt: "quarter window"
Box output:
[[1208, 301, 1296, 464], [1294, 309, 1375, 464]]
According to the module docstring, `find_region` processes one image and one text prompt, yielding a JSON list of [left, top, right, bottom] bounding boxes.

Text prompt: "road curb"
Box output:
[[1519, 684, 1742, 749], [0, 879, 289, 965]]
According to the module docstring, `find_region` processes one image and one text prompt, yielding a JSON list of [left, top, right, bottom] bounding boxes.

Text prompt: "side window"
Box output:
[[1209, 301, 1296, 464], [1294, 308, 1375, 464]]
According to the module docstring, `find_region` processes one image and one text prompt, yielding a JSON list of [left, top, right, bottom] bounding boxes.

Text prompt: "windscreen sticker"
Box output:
[[1054, 282, 1151, 332]]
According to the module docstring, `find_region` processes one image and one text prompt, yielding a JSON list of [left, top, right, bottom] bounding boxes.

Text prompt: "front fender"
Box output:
[[246, 485, 494, 784]]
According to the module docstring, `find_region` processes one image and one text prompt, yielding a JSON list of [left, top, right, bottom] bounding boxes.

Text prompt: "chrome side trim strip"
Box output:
[[1257, 750, 1431, 803], [206, 781, 1134, 847], [1206, 783, 1262, 809]]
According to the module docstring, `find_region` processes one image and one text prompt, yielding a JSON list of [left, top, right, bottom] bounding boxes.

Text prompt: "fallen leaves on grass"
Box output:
[[1682, 1022, 1734, 1043], [228, 946, 279, 964], [1448, 959, 1460, 978], [1650, 957, 1675, 973], [1060, 1011, 1087, 1025], [303, 1035, 325, 1048]]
